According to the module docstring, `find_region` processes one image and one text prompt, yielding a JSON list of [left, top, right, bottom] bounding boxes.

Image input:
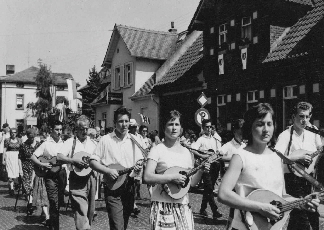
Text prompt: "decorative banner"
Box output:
[[50, 85, 56, 107], [241, 48, 247, 70], [218, 54, 224, 75], [139, 113, 150, 124]]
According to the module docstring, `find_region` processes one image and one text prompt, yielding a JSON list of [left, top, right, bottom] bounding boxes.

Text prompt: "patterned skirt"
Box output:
[[32, 175, 49, 207], [150, 201, 194, 230]]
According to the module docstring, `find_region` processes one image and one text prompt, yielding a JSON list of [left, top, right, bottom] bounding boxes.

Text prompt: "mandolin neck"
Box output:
[[280, 197, 312, 213], [118, 166, 135, 176], [311, 145, 324, 159]]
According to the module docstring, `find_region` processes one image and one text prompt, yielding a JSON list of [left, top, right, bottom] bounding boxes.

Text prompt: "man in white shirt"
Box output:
[[191, 119, 222, 219], [275, 102, 321, 230], [89, 107, 144, 230], [57, 115, 97, 230], [31, 121, 66, 230], [220, 119, 246, 170]]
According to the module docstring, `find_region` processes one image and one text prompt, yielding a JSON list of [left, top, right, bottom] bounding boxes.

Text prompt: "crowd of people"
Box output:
[[0, 101, 323, 230]]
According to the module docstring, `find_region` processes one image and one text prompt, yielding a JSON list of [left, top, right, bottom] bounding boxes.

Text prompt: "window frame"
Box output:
[[124, 62, 133, 87], [217, 94, 226, 106], [247, 90, 258, 103], [219, 23, 228, 46], [283, 85, 297, 99], [114, 66, 121, 90], [241, 17, 252, 40], [16, 94, 24, 110]]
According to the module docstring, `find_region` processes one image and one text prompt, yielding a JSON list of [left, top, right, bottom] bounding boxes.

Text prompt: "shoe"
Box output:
[[27, 203, 34, 215], [199, 209, 208, 217], [92, 212, 97, 222], [9, 189, 14, 196], [213, 211, 222, 219]]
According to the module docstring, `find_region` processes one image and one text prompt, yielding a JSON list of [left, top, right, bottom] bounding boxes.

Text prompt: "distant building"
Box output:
[[0, 66, 79, 132], [91, 24, 178, 131]]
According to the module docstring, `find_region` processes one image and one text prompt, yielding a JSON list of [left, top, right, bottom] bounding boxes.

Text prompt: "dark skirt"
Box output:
[[32, 175, 49, 207]]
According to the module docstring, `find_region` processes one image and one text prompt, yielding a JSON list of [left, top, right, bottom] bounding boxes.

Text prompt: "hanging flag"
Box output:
[[67, 79, 77, 100], [241, 48, 247, 70], [218, 54, 224, 75], [50, 85, 56, 107], [139, 113, 150, 124]]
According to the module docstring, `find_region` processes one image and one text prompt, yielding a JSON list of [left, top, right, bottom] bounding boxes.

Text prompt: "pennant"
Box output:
[[50, 85, 56, 107], [139, 113, 150, 124], [67, 79, 77, 100], [218, 54, 224, 75], [241, 48, 247, 70]]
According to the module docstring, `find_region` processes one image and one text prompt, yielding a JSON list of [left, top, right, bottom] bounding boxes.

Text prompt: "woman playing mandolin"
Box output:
[[143, 110, 210, 230], [218, 103, 319, 230]]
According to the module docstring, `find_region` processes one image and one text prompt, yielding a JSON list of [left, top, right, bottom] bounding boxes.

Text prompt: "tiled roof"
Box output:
[[131, 31, 203, 98], [102, 24, 178, 66], [287, 0, 314, 6], [263, 3, 324, 63], [0, 66, 74, 86]]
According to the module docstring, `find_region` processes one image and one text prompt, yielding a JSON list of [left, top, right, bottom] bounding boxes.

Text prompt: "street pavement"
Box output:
[[0, 180, 324, 230], [0, 181, 229, 230]]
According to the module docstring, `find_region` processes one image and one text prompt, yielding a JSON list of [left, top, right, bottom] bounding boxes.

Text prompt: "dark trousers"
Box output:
[[284, 173, 319, 230], [200, 162, 220, 214], [104, 177, 135, 230], [44, 169, 67, 230]]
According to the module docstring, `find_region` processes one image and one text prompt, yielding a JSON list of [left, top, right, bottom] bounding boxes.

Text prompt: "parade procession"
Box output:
[[2, 0, 324, 229]]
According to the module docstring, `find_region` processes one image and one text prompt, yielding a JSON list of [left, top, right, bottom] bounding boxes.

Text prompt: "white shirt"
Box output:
[[220, 138, 246, 168], [148, 143, 194, 204], [275, 126, 323, 173], [91, 131, 144, 168], [59, 136, 97, 171], [139, 135, 151, 149], [33, 136, 64, 157], [230, 148, 284, 230], [191, 134, 220, 153]]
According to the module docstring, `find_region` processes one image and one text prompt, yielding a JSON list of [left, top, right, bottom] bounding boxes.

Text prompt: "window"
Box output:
[[271, 89, 276, 97], [299, 85, 305, 94], [102, 112, 107, 120], [283, 85, 297, 99], [16, 83, 24, 88], [241, 17, 252, 40], [16, 94, 24, 109], [219, 23, 227, 46], [217, 95, 226, 106], [236, 93, 241, 101], [313, 83, 319, 93], [259, 90, 264, 99], [247, 91, 258, 103], [57, 86, 65, 91], [124, 63, 133, 86], [227, 95, 231, 103], [210, 27, 214, 34], [115, 66, 121, 89], [210, 48, 214, 55]]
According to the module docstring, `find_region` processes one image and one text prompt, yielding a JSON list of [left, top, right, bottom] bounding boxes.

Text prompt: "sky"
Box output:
[[0, 0, 200, 87]]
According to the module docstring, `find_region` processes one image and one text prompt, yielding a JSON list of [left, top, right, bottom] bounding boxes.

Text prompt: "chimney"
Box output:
[[168, 22, 177, 33], [6, 65, 15, 75]]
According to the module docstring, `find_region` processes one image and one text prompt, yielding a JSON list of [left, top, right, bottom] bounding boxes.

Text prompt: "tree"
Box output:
[[26, 64, 53, 131], [79, 66, 101, 118]]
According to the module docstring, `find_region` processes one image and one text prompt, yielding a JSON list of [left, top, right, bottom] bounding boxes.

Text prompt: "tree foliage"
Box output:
[[79, 66, 101, 118]]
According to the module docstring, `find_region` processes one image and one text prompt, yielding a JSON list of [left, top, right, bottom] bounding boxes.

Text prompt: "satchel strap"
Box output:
[[71, 137, 77, 158]]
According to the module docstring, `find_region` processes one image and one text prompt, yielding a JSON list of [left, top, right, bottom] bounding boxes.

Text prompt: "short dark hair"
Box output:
[[2, 123, 9, 129], [51, 120, 63, 129], [291, 101, 313, 116], [202, 119, 212, 127], [114, 106, 131, 123], [242, 103, 275, 145], [162, 110, 182, 130], [232, 119, 244, 131], [139, 125, 148, 133]]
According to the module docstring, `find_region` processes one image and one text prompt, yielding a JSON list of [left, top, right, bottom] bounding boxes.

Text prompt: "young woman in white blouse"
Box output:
[[218, 103, 319, 230], [144, 110, 210, 230]]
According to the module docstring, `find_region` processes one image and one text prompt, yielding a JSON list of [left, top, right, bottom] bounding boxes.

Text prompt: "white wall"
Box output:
[[1, 83, 70, 128]]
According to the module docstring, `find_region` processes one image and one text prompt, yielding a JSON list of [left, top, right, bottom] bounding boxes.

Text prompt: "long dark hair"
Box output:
[[242, 103, 276, 145]]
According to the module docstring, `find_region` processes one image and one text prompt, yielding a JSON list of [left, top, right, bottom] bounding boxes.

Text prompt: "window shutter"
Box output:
[[120, 66, 124, 88], [111, 69, 115, 90], [129, 63, 134, 86]]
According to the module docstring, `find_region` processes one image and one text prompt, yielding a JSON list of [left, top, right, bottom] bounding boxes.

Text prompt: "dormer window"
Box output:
[[242, 17, 252, 41], [219, 23, 227, 46]]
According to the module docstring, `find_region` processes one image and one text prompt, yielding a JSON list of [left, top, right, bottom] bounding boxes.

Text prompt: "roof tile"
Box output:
[[263, 3, 324, 63]]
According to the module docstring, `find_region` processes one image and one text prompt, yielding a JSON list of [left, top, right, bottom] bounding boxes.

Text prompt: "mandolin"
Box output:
[[287, 145, 324, 177], [34, 155, 61, 177], [72, 151, 92, 177], [102, 159, 145, 190], [242, 189, 323, 230], [162, 152, 221, 200]]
